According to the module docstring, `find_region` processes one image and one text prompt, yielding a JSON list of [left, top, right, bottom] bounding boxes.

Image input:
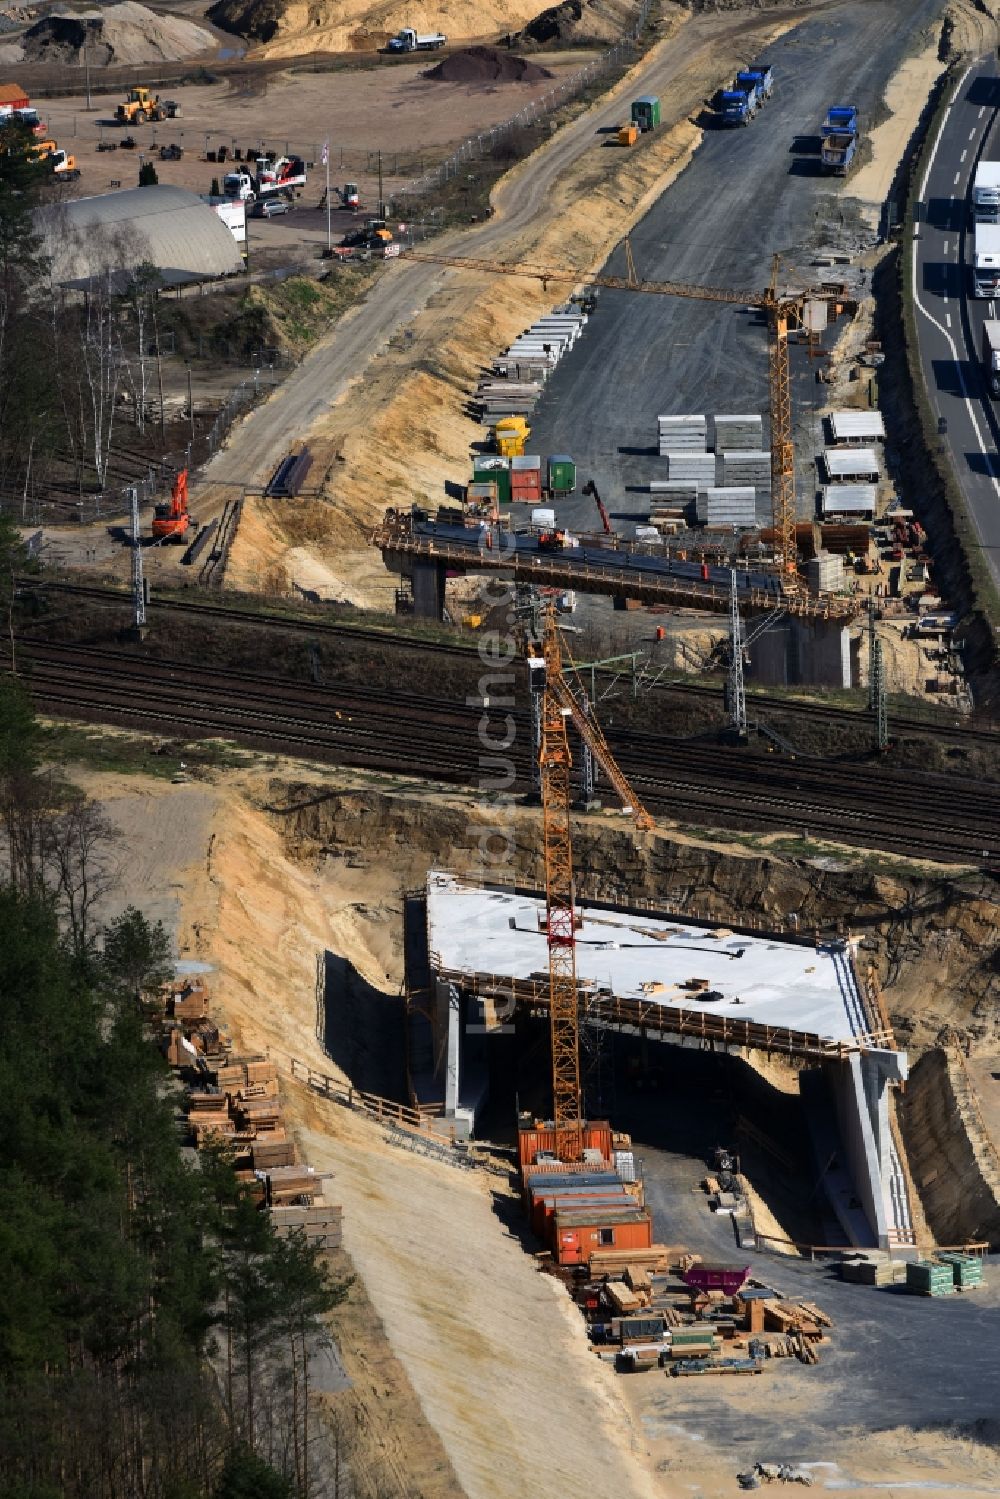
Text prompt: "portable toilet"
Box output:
[[547, 455, 577, 495], [631, 95, 661, 132]]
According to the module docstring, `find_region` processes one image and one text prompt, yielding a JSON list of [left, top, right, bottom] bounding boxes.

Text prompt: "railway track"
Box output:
[[16, 640, 1000, 865], [21, 579, 1000, 746]]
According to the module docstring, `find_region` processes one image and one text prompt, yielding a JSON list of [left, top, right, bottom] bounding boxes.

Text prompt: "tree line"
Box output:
[[0, 129, 169, 514], [0, 534, 353, 1496]]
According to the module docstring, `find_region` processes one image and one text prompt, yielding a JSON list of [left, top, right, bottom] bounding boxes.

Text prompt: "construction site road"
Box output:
[[911, 55, 1000, 596], [525, 0, 947, 531], [196, 2, 849, 498]]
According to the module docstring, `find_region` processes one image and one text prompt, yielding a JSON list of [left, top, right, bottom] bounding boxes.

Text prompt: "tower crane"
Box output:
[[534, 605, 652, 1161], [399, 248, 849, 589]]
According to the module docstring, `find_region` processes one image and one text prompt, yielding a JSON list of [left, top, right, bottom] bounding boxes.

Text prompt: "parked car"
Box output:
[[252, 197, 291, 218]]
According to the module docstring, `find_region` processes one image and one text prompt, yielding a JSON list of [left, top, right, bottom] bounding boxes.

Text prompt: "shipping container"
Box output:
[[553, 1207, 653, 1266], [518, 1119, 613, 1169], [473, 458, 511, 505], [631, 95, 661, 130], [547, 455, 577, 494]]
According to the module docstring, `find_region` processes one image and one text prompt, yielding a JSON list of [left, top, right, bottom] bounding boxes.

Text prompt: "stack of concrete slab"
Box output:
[[658, 415, 707, 456], [477, 380, 542, 416], [664, 451, 715, 485], [722, 450, 771, 488], [696, 487, 758, 528], [713, 414, 763, 451], [649, 480, 699, 504]]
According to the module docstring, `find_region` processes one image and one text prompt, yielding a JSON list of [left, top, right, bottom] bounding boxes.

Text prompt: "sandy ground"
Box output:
[[248, 0, 638, 59], [848, 33, 946, 228], [0, 0, 214, 66], [40, 54, 591, 210], [58, 751, 1000, 1499]]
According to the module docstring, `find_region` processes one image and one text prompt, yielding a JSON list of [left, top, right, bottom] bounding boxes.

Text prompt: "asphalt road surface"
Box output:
[[613, 1048, 1000, 1465], [526, 0, 946, 538], [912, 57, 1000, 596]]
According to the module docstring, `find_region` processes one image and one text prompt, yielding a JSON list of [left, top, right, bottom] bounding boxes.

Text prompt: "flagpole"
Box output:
[[324, 142, 331, 254]]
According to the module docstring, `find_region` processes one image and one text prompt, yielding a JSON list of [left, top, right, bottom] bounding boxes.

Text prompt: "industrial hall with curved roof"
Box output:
[[36, 184, 243, 289]]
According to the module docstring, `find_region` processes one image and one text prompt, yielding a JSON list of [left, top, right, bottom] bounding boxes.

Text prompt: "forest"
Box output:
[[0, 522, 349, 1498]]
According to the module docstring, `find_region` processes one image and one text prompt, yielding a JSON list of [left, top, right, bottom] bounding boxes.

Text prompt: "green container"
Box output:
[[547, 455, 576, 494], [474, 457, 511, 505], [631, 95, 661, 130]]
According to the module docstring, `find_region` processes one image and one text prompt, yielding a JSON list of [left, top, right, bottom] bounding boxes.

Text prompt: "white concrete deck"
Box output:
[[427, 872, 871, 1045]]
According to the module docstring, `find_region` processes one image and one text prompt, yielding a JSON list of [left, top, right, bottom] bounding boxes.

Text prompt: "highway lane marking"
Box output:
[[961, 150, 968, 163], [947, 313, 952, 328], [954, 172, 961, 185], [970, 129, 977, 140], [914, 63, 1000, 501], [944, 240, 950, 253], [980, 107, 986, 120]]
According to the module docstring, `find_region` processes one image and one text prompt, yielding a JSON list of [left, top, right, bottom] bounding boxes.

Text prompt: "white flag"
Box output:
[[321, 140, 329, 166]]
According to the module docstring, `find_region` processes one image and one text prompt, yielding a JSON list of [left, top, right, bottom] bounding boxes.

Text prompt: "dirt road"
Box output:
[[198, 1, 827, 501]]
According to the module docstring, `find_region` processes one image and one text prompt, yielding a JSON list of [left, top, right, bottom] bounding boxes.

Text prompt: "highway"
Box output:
[[911, 56, 1000, 596], [524, 0, 946, 535]]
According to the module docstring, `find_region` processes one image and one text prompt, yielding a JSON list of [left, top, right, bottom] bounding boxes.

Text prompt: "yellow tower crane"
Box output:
[[536, 606, 652, 1161], [399, 248, 847, 590]]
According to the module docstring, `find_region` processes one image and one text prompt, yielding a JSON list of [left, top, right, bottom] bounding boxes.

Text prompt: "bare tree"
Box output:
[[41, 791, 121, 958]]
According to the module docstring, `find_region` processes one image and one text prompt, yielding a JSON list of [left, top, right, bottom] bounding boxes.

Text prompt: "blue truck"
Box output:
[[718, 63, 774, 126], [821, 104, 858, 138], [819, 105, 859, 174]]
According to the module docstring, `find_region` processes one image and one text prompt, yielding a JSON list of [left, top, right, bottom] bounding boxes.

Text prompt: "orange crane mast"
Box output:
[[399, 248, 841, 590], [537, 607, 652, 1160]]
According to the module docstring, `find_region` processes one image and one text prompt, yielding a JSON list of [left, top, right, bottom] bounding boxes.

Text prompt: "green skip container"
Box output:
[[547, 455, 576, 495], [473, 457, 511, 505], [936, 1252, 984, 1290], [906, 1259, 955, 1297]]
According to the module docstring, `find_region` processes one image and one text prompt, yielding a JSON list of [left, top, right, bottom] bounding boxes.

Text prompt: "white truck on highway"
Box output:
[[972, 222, 1000, 297], [386, 27, 446, 51], [972, 160, 1000, 222], [982, 319, 1000, 396]]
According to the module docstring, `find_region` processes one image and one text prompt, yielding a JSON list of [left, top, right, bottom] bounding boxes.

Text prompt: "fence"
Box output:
[[399, 0, 654, 199]]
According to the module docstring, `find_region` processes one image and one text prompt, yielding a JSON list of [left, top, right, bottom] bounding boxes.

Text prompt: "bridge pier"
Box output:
[[412, 558, 447, 619]]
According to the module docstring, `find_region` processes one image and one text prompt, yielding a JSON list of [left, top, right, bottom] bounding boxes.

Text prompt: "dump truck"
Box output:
[[821, 104, 858, 137], [116, 87, 167, 125], [821, 130, 857, 174], [630, 95, 660, 132], [387, 27, 446, 51], [973, 160, 1000, 223], [982, 319, 1000, 396], [719, 63, 773, 126]]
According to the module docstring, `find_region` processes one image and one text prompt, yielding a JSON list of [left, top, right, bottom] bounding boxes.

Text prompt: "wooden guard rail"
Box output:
[[441, 967, 890, 1062], [271, 1050, 458, 1143], [753, 1231, 988, 1260]]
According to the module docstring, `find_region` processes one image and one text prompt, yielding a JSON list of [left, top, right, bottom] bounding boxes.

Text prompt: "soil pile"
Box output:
[[423, 45, 553, 84], [516, 0, 640, 47], [18, 2, 213, 64], [208, 0, 557, 59]]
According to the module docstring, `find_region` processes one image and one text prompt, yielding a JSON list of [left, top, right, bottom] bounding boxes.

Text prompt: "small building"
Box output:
[[820, 482, 877, 518], [822, 447, 880, 483], [0, 81, 30, 114], [828, 409, 886, 444]]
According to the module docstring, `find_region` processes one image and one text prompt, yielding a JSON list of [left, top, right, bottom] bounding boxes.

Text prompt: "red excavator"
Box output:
[[152, 469, 192, 543], [582, 478, 612, 536]]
